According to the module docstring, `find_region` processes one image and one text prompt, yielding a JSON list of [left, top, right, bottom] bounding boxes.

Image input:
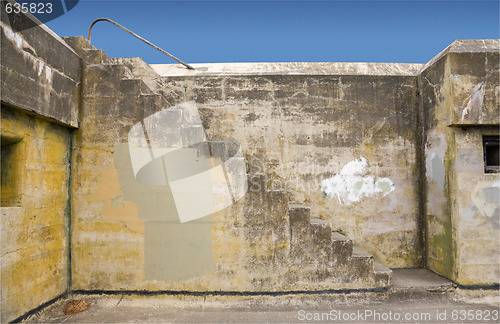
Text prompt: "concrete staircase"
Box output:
[[63, 36, 391, 291], [243, 166, 391, 290], [63, 37, 169, 125], [290, 204, 391, 287]]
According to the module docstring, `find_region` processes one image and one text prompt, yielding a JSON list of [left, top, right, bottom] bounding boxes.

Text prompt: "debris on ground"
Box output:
[[62, 300, 89, 315]]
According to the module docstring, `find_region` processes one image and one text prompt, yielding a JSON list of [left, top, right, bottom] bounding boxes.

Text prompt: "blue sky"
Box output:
[[45, 0, 499, 64]]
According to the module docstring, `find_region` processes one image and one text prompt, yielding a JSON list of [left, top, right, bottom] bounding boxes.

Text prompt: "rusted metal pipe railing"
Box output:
[[88, 18, 194, 70]]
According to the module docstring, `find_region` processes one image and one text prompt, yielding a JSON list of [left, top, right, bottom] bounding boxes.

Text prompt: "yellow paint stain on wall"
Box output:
[[85, 166, 144, 234], [1, 105, 70, 322]]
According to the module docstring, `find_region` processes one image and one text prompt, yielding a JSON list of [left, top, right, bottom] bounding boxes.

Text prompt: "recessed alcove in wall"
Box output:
[[483, 135, 500, 174], [1, 134, 23, 207]]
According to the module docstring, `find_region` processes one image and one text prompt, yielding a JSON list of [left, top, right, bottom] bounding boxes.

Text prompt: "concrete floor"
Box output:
[[25, 269, 499, 324], [392, 268, 453, 288]]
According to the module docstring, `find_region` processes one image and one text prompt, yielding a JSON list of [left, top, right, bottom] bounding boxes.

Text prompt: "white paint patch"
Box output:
[[340, 157, 367, 176], [321, 157, 395, 205], [1, 21, 52, 85], [425, 131, 447, 191], [462, 179, 500, 229], [1, 21, 22, 48], [1, 21, 36, 54], [471, 180, 500, 219], [461, 82, 485, 121], [38, 61, 44, 76], [45, 65, 52, 83]]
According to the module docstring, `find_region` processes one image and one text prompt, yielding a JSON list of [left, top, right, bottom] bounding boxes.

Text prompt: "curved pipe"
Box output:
[[88, 18, 194, 70]]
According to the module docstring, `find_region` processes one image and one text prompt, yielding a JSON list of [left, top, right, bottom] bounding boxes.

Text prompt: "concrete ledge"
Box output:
[[1, 4, 81, 128], [151, 62, 423, 77], [420, 39, 499, 73]]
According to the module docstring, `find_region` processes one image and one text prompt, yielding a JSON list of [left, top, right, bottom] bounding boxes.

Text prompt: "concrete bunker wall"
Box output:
[[0, 5, 81, 322], [0, 9, 499, 321], [420, 40, 500, 284], [1, 106, 72, 322], [152, 65, 424, 269], [67, 50, 411, 293]]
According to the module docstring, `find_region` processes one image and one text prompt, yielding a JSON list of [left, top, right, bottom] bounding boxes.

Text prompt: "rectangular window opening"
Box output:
[[1, 135, 23, 207], [483, 135, 500, 174]]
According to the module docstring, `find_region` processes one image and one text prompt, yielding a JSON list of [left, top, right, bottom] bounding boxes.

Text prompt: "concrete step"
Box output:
[[82, 64, 124, 98], [113, 57, 161, 92], [305, 218, 332, 261], [331, 231, 352, 244], [104, 63, 134, 79], [374, 260, 392, 274], [85, 63, 131, 80], [389, 268, 455, 300], [120, 78, 154, 96], [239, 157, 393, 288], [288, 204, 310, 228], [310, 218, 332, 240], [374, 261, 392, 287], [63, 36, 96, 52], [310, 217, 329, 225], [352, 245, 372, 258], [288, 204, 311, 262], [83, 49, 113, 64], [82, 64, 141, 99], [113, 57, 159, 78], [331, 231, 353, 264], [350, 246, 375, 280], [138, 93, 170, 118]]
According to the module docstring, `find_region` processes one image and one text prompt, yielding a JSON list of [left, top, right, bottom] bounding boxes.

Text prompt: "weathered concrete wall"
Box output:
[[1, 105, 71, 322], [420, 39, 499, 284], [67, 39, 393, 293], [0, 2, 81, 128], [2, 15, 498, 320], [0, 9, 79, 321], [66, 37, 158, 292], [152, 63, 424, 268], [453, 127, 499, 284]]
